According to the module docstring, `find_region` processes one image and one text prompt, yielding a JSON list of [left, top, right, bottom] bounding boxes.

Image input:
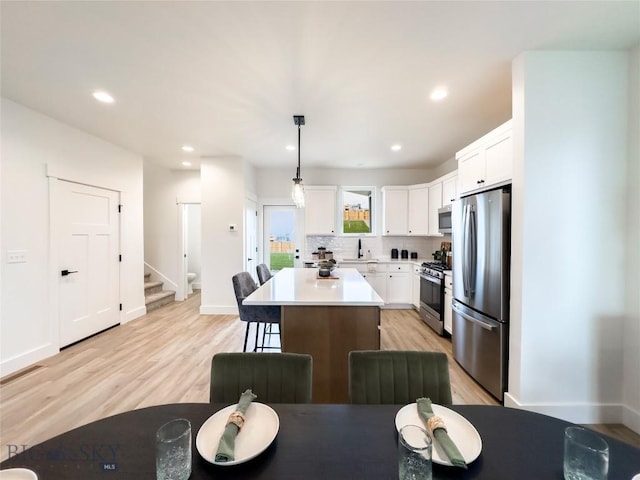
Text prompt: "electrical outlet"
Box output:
[[7, 250, 27, 263]]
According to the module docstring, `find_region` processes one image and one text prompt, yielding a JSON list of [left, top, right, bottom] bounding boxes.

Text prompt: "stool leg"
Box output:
[[262, 323, 268, 351], [243, 323, 250, 352], [253, 322, 260, 352]]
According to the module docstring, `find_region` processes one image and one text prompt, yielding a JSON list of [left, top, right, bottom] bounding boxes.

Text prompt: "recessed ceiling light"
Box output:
[[430, 88, 448, 101], [181, 145, 194, 153], [92, 90, 114, 104], [285, 145, 296, 151], [181, 161, 192, 167], [391, 144, 402, 152]]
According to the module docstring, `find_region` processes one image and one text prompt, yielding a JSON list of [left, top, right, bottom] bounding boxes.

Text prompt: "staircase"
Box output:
[[144, 273, 176, 312]]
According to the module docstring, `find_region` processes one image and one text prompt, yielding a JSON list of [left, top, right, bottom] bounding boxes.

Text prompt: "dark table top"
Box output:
[[2, 403, 639, 479]]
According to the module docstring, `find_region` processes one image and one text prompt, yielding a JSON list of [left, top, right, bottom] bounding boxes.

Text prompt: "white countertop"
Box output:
[[243, 268, 384, 307]]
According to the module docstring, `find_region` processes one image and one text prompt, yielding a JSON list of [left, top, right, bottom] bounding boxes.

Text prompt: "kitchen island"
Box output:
[[244, 267, 384, 402]]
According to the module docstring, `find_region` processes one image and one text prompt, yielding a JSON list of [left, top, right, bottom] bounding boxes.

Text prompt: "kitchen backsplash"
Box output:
[[305, 235, 451, 261]]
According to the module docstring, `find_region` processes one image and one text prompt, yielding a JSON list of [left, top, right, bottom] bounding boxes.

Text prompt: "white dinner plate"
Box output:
[[0, 469, 38, 480], [196, 402, 279, 466], [395, 403, 482, 466]]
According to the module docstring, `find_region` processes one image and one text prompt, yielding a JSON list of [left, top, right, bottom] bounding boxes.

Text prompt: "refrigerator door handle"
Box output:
[[453, 303, 496, 331], [468, 205, 477, 295], [462, 204, 470, 297]]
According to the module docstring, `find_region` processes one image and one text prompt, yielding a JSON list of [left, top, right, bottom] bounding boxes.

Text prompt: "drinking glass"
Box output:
[[156, 418, 192, 480], [563, 426, 609, 480], [398, 424, 432, 480]]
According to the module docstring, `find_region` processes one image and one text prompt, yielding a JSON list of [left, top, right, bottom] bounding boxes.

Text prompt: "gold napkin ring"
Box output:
[[227, 411, 245, 429], [426, 415, 447, 434]]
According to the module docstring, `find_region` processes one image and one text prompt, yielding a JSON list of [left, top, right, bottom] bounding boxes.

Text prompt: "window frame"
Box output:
[[339, 186, 376, 236]]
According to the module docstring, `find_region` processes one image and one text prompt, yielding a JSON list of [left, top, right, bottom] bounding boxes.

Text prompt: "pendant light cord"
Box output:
[[296, 123, 301, 180]]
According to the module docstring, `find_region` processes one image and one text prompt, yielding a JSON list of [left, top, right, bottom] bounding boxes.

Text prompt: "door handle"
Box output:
[[61, 269, 78, 276], [248, 258, 253, 261], [453, 304, 496, 331]]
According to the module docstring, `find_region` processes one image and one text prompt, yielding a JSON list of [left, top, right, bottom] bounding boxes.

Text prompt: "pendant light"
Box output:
[[292, 115, 305, 208]]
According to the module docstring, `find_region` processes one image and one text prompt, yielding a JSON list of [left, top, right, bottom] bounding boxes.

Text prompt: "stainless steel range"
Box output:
[[419, 262, 450, 335]]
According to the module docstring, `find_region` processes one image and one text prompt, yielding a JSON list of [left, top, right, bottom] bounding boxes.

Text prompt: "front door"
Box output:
[[57, 180, 120, 347]]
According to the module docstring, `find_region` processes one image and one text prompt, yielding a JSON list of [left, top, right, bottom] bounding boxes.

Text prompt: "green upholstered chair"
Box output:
[[348, 350, 452, 405], [210, 352, 313, 403]]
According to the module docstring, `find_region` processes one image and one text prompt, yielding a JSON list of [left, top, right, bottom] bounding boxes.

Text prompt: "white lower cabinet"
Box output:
[[339, 262, 415, 306], [362, 272, 387, 302], [444, 273, 453, 334], [340, 262, 388, 302], [386, 263, 411, 304], [412, 265, 421, 309]]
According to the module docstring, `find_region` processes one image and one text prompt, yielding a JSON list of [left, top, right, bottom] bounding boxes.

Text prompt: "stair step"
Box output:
[[145, 290, 175, 313], [144, 281, 163, 295], [144, 273, 151, 281]]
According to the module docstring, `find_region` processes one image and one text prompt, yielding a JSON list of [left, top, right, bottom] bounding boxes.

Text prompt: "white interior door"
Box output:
[[263, 205, 303, 271], [57, 181, 120, 347], [245, 200, 258, 279]]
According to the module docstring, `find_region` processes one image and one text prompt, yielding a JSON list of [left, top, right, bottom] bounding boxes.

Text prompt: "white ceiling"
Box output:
[[1, 1, 638, 171]]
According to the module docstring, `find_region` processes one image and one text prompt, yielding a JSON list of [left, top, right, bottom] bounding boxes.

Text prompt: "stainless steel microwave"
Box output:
[[438, 205, 452, 234]]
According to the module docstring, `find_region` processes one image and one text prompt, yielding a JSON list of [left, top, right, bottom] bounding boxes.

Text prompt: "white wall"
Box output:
[[623, 45, 640, 433], [143, 161, 200, 291], [200, 157, 247, 314], [1, 99, 145, 376], [507, 52, 630, 426]]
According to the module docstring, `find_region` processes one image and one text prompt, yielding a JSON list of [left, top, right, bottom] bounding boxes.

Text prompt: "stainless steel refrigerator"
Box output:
[[451, 186, 510, 401]]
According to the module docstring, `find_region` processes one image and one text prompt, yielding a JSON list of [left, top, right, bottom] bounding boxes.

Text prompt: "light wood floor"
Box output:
[[1, 292, 638, 461]]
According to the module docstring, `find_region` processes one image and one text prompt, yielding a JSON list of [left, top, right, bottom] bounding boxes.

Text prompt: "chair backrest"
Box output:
[[348, 350, 452, 405], [232, 272, 258, 307], [256, 264, 273, 286], [210, 352, 313, 403], [231, 272, 280, 324]]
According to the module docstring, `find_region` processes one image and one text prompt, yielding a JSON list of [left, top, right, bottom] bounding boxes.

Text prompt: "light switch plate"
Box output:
[[7, 250, 27, 263]]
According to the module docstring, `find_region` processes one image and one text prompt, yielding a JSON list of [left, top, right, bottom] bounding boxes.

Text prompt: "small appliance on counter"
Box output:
[[317, 259, 336, 277], [401, 249, 408, 259], [410, 252, 418, 259], [391, 248, 399, 259]]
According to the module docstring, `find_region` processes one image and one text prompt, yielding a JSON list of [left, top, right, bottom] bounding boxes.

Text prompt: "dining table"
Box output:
[[2, 403, 639, 479]]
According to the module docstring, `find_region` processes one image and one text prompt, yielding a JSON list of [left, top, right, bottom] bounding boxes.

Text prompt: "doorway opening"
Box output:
[[178, 203, 201, 300]]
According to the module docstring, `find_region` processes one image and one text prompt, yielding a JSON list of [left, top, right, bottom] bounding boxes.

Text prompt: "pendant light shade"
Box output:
[[292, 115, 305, 208]]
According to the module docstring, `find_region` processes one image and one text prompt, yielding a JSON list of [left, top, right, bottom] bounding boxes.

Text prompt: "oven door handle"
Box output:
[[420, 274, 441, 285], [453, 303, 496, 331]]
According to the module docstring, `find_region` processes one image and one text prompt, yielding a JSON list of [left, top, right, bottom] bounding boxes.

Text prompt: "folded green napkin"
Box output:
[[214, 389, 257, 462], [416, 397, 467, 469]]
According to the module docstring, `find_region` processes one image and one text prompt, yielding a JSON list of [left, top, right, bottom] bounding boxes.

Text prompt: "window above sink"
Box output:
[[341, 186, 375, 236]]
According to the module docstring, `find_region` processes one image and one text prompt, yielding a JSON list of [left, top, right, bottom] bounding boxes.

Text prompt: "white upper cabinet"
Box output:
[[427, 182, 443, 236], [484, 130, 512, 186], [381, 187, 409, 235], [457, 120, 513, 196], [458, 148, 485, 194], [441, 173, 458, 207], [408, 185, 429, 235], [304, 186, 337, 235]]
